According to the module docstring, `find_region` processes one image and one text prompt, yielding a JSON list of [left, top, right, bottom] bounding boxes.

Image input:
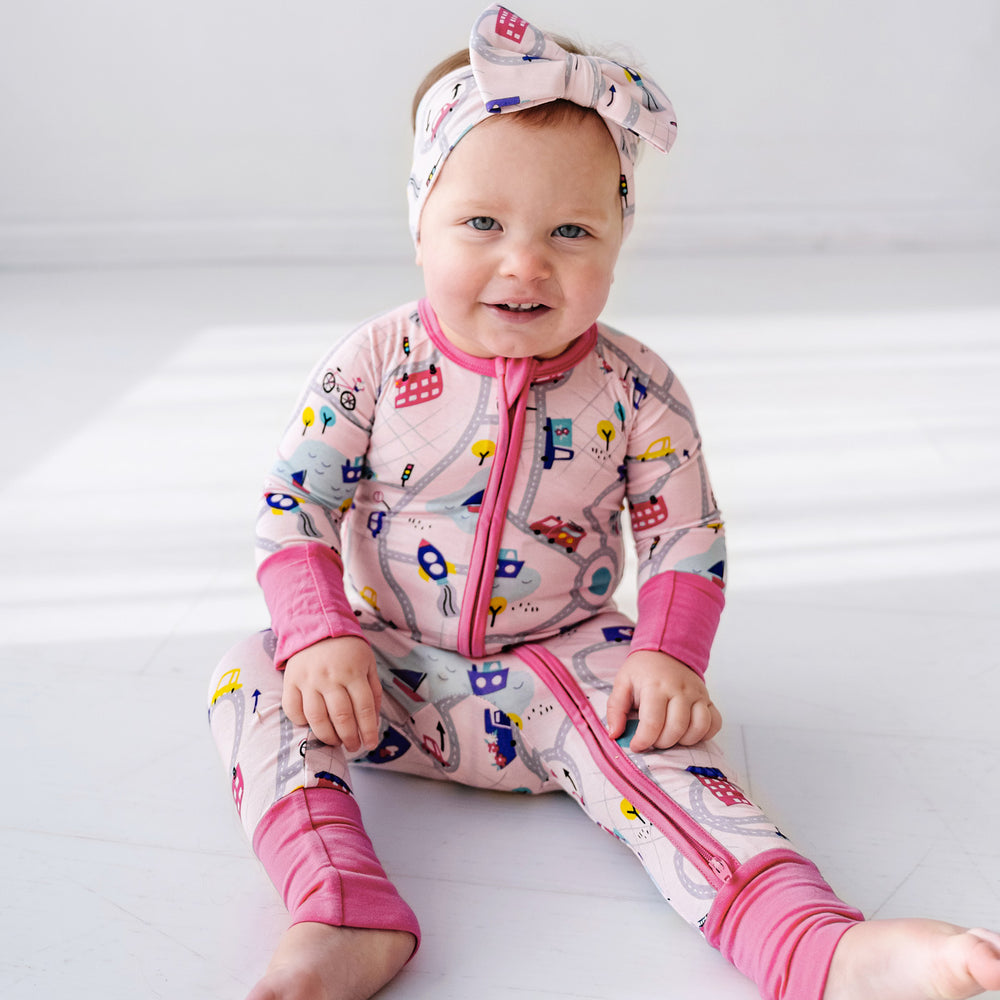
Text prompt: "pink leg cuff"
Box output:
[[703, 849, 864, 1000], [252, 787, 420, 951]]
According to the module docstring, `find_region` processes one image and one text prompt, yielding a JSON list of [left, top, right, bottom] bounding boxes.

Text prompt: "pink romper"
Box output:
[[208, 300, 863, 1000]]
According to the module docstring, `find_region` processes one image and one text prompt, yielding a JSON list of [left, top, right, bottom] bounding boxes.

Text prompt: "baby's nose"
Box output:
[[499, 240, 551, 281]]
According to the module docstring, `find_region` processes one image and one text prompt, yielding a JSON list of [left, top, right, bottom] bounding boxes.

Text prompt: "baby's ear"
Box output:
[[414, 235, 423, 267]]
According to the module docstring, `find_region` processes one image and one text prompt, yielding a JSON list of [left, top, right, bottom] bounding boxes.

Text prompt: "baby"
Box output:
[[208, 6, 1000, 1000]]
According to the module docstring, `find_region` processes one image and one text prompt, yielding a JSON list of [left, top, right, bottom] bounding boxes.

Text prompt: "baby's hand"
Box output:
[[606, 650, 722, 752], [282, 636, 381, 753]]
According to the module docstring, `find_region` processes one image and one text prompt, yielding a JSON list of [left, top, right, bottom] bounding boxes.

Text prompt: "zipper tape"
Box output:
[[458, 355, 535, 658], [516, 643, 738, 889]]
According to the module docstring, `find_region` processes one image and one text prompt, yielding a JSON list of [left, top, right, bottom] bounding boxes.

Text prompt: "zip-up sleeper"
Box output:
[[208, 300, 864, 1000]]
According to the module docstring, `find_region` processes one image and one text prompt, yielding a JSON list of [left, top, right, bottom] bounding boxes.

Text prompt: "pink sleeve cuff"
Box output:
[[257, 543, 368, 669], [630, 571, 726, 679]]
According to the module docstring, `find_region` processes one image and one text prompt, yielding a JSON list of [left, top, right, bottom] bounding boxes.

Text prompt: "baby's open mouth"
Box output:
[[495, 303, 544, 312]]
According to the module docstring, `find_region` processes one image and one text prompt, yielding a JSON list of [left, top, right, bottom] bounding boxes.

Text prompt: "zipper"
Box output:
[[457, 356, 535, 658], [415, 299, 599, 660], [516, 643, 738, 890]]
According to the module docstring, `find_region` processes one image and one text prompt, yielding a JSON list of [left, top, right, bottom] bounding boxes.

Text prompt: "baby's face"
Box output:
[[416, 111, 623, 360]]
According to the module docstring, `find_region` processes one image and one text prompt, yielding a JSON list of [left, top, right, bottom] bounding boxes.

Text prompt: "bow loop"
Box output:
[[561, 54, 603, 111]]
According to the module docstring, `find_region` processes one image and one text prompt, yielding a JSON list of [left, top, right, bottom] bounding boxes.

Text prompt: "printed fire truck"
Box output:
[[530, 515, 587, 553]]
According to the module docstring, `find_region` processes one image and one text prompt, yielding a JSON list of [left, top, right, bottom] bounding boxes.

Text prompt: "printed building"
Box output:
[[395, 366, 443, 408]]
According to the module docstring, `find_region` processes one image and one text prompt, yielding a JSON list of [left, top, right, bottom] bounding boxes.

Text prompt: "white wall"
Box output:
[[1, 0, 998, 266]]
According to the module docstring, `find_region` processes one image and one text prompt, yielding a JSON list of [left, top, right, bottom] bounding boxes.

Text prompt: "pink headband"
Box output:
[[408, 4, 677, 243]]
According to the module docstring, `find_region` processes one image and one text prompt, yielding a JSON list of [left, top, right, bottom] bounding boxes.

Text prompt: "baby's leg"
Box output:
[[515, 631, 856, 999], [207, 631, 417, 1000], [515, 622, 1000, 1000]]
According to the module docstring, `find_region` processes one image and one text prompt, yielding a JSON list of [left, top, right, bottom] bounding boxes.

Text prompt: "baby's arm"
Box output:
[[607, 649, 722, 752], [611, 343, 727, 752], [282, 635, 382, 753], [255, 323, 387, 751]]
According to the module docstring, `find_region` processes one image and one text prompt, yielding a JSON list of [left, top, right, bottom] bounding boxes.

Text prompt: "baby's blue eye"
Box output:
[[554, 224, 587, 239], [467, 217, 499, 231]]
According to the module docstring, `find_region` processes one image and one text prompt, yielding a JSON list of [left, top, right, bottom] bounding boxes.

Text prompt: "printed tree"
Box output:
[[597, 420, 615, 450], [472, 440, 496, 466]]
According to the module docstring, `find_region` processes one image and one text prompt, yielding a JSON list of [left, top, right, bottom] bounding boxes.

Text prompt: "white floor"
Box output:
[[1, 251, 998, 999]]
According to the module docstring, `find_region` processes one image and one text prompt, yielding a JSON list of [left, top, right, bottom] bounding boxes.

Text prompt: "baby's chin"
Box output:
[[488, 339, 576, 361], [435, 310, 579, 361]]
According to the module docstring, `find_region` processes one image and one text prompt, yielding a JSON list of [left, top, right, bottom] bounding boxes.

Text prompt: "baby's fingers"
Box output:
[[629, 699, 668, 753], [676, 700, 713, 746], [605, 673, 635, 740], [281, 682, 306, 728], [302, 687, 344, 747], [651, 695, 694, 750], [348, 677, 381, 752], [322, 686, 365, 753], [675, 700, 723, 747]]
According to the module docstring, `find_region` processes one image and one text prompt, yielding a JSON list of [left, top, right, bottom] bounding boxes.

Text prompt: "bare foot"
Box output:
[[824, 919, 1000, 1000], [245, 922, 416, 1000]]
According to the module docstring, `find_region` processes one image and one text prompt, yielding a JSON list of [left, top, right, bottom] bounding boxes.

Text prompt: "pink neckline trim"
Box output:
[[417, 299, 598, 378]]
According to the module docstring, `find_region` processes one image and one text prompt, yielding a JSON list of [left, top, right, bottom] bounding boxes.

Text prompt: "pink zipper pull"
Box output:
[[709, 857, 734, 883]]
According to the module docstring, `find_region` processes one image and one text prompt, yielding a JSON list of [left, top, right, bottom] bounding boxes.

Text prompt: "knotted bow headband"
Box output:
[[408, 4, 677, 243]]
